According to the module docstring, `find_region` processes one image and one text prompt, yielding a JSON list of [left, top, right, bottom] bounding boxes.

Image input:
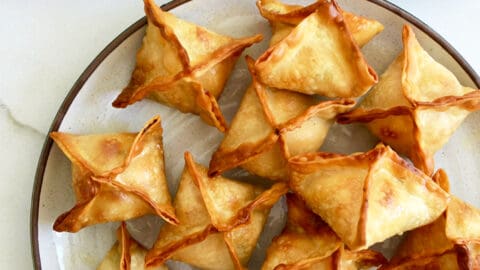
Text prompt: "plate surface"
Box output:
[[31, 0, 480, 269]]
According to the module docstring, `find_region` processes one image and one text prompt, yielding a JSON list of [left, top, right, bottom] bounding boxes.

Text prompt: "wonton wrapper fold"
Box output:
[[209, 57, 355, 181], [254, 0, 378, 97], [51, 116, 177, 232], [98, 222, 167, 270], [338, 25, 480, 175], [262, 194, 386, 270], [209, 0, 383, 179], [256, 0, 384, 47], [289, 144, 449, 251], [146, 153, 287, 269], [383, 170, 480, 269], [112, 0, 262, 131]]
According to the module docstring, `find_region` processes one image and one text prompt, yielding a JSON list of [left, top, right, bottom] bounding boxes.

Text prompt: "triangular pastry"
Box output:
[[209, 58, 355, 181], [98, 222, 168, 270], [256, 0, 384, 47], [208, 0, 383, 180], [112, 0, 263, 131], [254, 0, 378, 97], [382, 170, 480, 269], [288, 144, 449, 251], [51, 116, 177, 232], [338, 25, 480, 175], [146, 152, 288, 269], [262, 194, 386, 270]]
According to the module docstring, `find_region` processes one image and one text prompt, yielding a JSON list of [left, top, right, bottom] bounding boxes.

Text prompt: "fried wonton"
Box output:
[[50, 116, 177, 232], [262, 193, 386, 270], [209, 0, 383, 180], [288, 144, 449, 251], [338, 25, 480, 175], [98, 222, 168, 270], [254, 0, 378, 97], [112, 0, 262, 132], [208, 57, 355, 181], [382, 169, 480, 270], [256, 0, 384, 47], [212, 85, 354, 181], [146, 152, 288, 269]]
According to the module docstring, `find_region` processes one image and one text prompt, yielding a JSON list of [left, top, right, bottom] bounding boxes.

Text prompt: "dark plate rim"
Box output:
[[30, 0, 480, 269]]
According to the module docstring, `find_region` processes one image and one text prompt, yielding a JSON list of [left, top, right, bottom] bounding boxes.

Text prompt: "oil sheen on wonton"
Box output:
[[382, 170, 480, 270], [254, 0, 379, 97], [112, 0, 262, 131], [146, 152, 288, 270], [289, 144, 449, 251], [262, 194, 386, 270], [50, 116, 177, 232], [98, 222, 168, 270], [338, 25, 480, 175]]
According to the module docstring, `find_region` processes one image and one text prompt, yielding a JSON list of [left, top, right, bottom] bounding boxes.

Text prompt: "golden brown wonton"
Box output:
[[112, 0, 262, 132], [382, 170, 480, 270], [98, 222, 168, 270], [208, 58, 355, 181], [288, 144, 449, 251], [254, 0, 379, 97], [256, 0, 384, 47], [208, 0, 383, 180], [262, 194, 386, 270], [146, 152, 288, 269], [50, 116, 177, 232], [338, 25, 480, 175]]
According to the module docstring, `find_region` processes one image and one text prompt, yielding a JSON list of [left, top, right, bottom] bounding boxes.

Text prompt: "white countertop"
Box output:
[[0, 0, 478, 268]]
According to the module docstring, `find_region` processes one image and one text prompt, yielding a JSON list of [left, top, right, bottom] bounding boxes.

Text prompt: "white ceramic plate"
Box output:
[[31, 0, 480, 269]]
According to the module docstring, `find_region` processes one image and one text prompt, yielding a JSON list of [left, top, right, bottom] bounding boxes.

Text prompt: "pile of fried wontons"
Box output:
[[51, 0, 480, 269]]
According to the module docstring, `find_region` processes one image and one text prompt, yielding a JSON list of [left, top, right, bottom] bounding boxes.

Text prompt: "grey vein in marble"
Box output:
[[0, 99, 45, 138]]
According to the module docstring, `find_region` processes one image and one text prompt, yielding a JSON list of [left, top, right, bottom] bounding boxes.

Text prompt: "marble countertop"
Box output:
[[0, 0, 478, 268]]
